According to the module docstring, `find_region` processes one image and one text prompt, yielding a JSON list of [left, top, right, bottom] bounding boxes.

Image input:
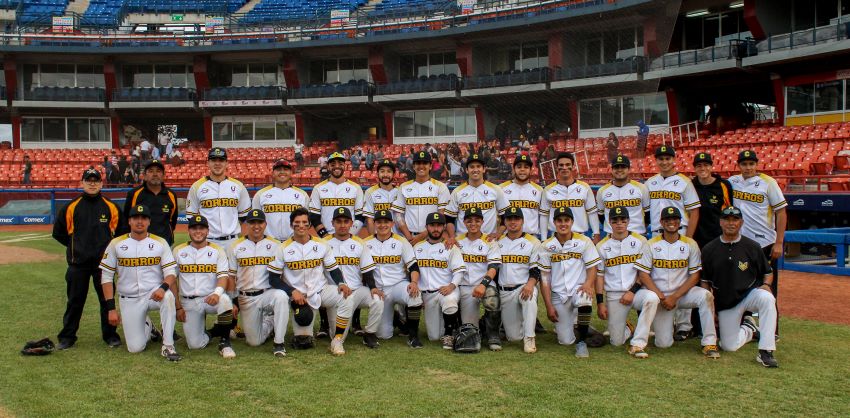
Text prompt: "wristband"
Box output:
[[214, 286, 225, 296], [629, 283, 642, 294], [317, 227, 328, 237], [231, 297, 239, 308], [159, 283, 170, 292], [596, 293, 604, 304], [105, 298, 116, 311], [480, 277, 492, 287]]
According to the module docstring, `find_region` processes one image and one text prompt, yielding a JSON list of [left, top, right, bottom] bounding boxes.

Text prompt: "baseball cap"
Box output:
[[503, 206, 524, 219], [552, 207, 574, 220], [273, 159, 293, 170], [328, 152, 346, 163], [128, 204, 150, 218], [81, 168, 102, 181], [608, 206, 630, 220], [611, 154, 630, 167], [245, 209, 266, 222], [513, 154, 533, 167], [376, 159, 396, 172], [693, 152, 713, 165], [291, 302, 314, 327], [464, 207, 484, 219], [373, 210, 393, 222], [426, 212, 446, 225], [738, 150, 758, 163], [412, 151, 432, 163], [332, 207, 352, 220], [466, 153, 486, 167], [187, 215, 209, 228], [654, 145, 675, 158], [144, 159, 165, 171], [721, 206, 743, 219], [660, 206, 682, 220], [208, 147, 228, 160]]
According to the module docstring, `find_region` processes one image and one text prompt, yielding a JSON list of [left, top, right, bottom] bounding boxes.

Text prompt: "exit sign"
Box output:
[[171, 14, 184, 21]]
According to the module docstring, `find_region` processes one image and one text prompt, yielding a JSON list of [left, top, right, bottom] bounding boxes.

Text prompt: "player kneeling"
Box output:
[[457, 207, 503, 351], [174, 215, 236, 358]]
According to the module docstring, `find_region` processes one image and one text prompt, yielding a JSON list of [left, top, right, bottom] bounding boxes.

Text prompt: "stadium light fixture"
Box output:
[[730, 1, 744, 8], [686, 9, 710, 18]]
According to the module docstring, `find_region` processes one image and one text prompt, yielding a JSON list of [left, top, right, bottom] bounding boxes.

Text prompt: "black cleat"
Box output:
[[362, 332, 380, 349], [674, 329, 692, 342], [148, 319, 162, 343], [534, 319, 547, 334], [316, 327, 329, 339], [407, 335, 423, 349], [160, 345, 182, 362], [58, 340, 75, 350], [757, 350, 778, 368], [105, 336, 122, 348], [273, 343, 287, 357]]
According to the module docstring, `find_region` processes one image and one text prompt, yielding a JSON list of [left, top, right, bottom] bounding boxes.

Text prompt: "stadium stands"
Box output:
[[289, 80, 371, 99], [17, 0, 68, 25], [369, 0, 456, 19], [375, 74, 459, 95], [82, 0, 248, 27], [22, 87, 106, 102], [202, 86, 285, 101], [464, 68, 549, 89], [242, 0, 368, 25], [111, 87, 196, 102]]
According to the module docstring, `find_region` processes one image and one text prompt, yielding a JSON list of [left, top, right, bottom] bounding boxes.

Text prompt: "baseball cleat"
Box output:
[[362, 333, 380, 349], [535, 319, 547, 334], [488, 341, 503, 351], [58, 340, 75, 350], [316, 327, 329, 339], [523, 337, 537, 354], [628, 345, 649, 359], [440, 335, 454, 350], [407, 335, 423, 349], [756, 350, 778, 368], [674, 329, 691, 342], [148, 319, 162, 343], [742, 316, 760, 342], [702, 345, 721, 359], [273, 343, 287, 358], [330, 336, 345, 356], [219, 341, 236, 359], [161, 345, 182, 362], [230, 325, 245, 339], [574, 341, 589, 358], [105, 336, 122, 348]]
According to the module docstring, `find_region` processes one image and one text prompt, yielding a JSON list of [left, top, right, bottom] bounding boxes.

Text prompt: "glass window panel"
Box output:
[[186, 66, 195, 89], [248, 64, 264, 87], [90, 119, 108, 142], [154, 65, 171, 87], [43, 118, 66, 142], [213, 122, 232, 141], [76, 65, 93, 88], [353, 58, 368, 71], [414, 54, 428, 78], [465, 109, 476, 136], [338, 59, 354, 83], [276, 120, 294, 140], [21, 118, 42, 142], [56, 64, 75, 88], [233, 122, 254, 141], [444, 53, 458, 76], [263, 65, 278, 85], [399, 55, 414, 80], [255, 121, 275, 140], [509, 48, 522, 71], [134, 65, 153, 87], [787, 84, 815, 115], [580, 100, 601, 130], [619, 28, 636, 51], [324, 59, 338, 83], [522, 46, 537, 70], [23, 64, 37, 91], [622, 96, 645, 127], [67, 118, 89, 142], [603, 36, 618, 64], [644, 93, 669, 125], [435, 110, 454, 136], [353, 67, 369, 82], [170, 65, 187, 87], [600, 98, 622, 128], [429, 53, 444, 76], [414, 111, 434, 137], [309, 61, 324, 85], [815, 80, 842, 112], [490, 48, 510, 74], [394, 112, 414, 137], [232, 64, 248, 87], [40, 64, 58, 87]]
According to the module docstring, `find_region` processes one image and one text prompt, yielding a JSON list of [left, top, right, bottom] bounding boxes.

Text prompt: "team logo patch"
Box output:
[[148, 243, 155, 250], [391, 243, 396, 249], [630, 241, 637, 247], [201, 188, 209, 193], [673, 180, 679, 186], [207, 251, 213, 257], [180, 253, 187, 258], [288, 249, 295, 255], [738, 261, 749, 271], [120, 244, 128, 251], [680, 246, 686, 252], [266, 244, 272, 250]]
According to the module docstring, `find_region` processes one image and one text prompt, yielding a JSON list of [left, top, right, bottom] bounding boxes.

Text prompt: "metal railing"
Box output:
[[651, 39, 757, 70], [761, 22, 850, 53], [464, 68, 549, 89], [374, 75, 460, 95], [288, 81, 372, 99], [655, 120, 699, 147], [200, 85, 285, 101], [554, 57, 645, 81]]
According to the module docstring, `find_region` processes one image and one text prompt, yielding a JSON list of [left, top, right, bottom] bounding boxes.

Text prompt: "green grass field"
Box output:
[[1, 231, 849, 417]]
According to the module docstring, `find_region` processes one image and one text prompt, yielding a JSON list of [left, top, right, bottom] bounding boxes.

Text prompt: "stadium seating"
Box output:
[[464, 68, 549, 89], [25, 87, 105, 102], [17, 0, 68, 25], [288, 79, 371, 99], [202, 86, 285, 101], [375, 74, 459, 95], [369, 0, 457, 19], [0, 0, 21, 10], [82, 0, 248, 27], [241, 0, 368, 25], [111, 87, 196, 102]]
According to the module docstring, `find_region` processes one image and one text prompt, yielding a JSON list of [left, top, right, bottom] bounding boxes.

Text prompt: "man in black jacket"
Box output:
[[120, 159, 178, 245], [52, 168, 124, 350]]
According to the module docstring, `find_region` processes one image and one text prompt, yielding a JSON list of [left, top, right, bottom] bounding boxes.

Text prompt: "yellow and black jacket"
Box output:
[[52, 193, 122, 267], [119, 183, 178, 245]]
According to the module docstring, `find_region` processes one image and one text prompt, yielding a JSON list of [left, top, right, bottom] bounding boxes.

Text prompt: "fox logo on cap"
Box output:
[[700, 153, 706, 159]]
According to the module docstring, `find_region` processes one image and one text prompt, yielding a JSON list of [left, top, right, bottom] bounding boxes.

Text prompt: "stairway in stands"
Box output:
[[66, 0, 91, 15]]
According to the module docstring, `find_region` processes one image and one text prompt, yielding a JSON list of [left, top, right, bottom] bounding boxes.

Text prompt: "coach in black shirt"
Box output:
[[120, 159, 178, 245], [701, 206, 778, 368]]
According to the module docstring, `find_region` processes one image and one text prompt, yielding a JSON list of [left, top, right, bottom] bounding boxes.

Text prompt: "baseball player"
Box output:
[[365, 210, 424, 348], [445, 153, 510, 243], [267, 207, 355, 356], [595, 206, 657, 358], [538, 207, 602, 358], [323, 207, 383, 349], [100, 204, 181, 360], [540, 152, 600, 243], [701, 206, 778, 367], [415, 212, 466, 349], [456, 207, 503, 351], [364, 159, 400, 235], [392, 150, 451, 246], [173, 215, 235, 359], [595, 155, 650, 235], [228, 209, 289, 357], [496, 206, 543, 353], [499, 154, 544, 236], [121, 159, 178, 246], [252, 158, 310, 241], [633, 206, 719, 358]]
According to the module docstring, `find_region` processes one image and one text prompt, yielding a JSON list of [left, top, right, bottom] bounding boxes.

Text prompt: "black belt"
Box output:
[[182, 295, 201, 299], [421, 289, 439, 294], [119, 295, 138, 299], [210, 234, 238, 241], [240, 289, 265, 297], [499, 284, 523, 292]]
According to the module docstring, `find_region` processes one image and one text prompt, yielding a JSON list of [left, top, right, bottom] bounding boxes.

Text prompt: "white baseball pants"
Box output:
[[551, 292, 593, 345], [718, 289, 777, 351], [348, 287, 384, 336], [651, 287, 717, 348], [422, 288, 460, 341], [119, 288, 176, 353], [377, 281, 422, 339], [238, 289, 289, 346], [181, 295, 233, 349], [459, 285, 483, 326], [291, 284, 355, 337], [500, 286, 538, 341], [618, 289, 661, 349]]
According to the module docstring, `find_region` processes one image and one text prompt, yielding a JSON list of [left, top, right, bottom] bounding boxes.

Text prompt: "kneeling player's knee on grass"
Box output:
[[483, 287, 500, 312]]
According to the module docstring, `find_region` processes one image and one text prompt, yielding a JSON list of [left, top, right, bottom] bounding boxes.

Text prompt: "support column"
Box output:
[[456, 43, 473, 77], [11, 116, 21, 149], [665, 88, 680, 126], [743, 0, 765, 40], [104, 57, 116, 103], [368, 46, 387, 85], [568, 100, 578, 138], [771, 75, 784, 122], [110, 115, 121, 148], [203, 115, 213, 148], [384, 111, 394, 144], [4, 56, 17, 102], [193, 55, 210, 97], [475, 108, 485, 141], [295, 112, 305, 144], [282, 55, 300, 89], [548, 33, 563, 71], [643, 18, 660, 58]]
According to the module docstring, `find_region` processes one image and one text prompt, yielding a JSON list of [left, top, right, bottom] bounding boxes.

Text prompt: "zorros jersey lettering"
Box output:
[[201, 198, 240, 208], [117, 257, 161, 267]]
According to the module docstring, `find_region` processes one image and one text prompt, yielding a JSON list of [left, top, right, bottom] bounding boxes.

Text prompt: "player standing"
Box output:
[[121, 159, 178, 246], [456, 207, 502, 351], [499, 154, 544, 236], [252, 159, 310, 241], [540, 152, 600, 243], [445, 153, 510, 243], [100, 204, 181, 360], [645, 145, 700, 237], [392, 151, 451, 246], [173, 215, 236, 358], [364, 159, 400, 235], [595, 155, 650, 235]]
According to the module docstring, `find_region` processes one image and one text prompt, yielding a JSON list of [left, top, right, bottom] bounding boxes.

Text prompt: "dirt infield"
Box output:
[[0, 243, 61, 265]]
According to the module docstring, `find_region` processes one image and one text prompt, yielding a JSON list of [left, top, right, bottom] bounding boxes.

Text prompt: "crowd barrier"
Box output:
[[781, 228, 850, 276]]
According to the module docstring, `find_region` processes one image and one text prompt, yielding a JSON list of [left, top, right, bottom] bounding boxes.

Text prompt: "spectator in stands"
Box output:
[[351, 148, 362, 170], [140, 138, 152, 160], [158, 132, 169, 157], [523, 121, 538, 143], [375, 147, 383, 162], [426, 143, 437, 157], [117, 155, 129, 178], [447, 151, 463, 184], [518, 136, 531, 153], [486, 153, 500, 179], [404, 148, 414, 174], [169, 146, 184, 166], [636, 120, 649, 158], [365, 148, 375, 170], [536, 135, 549, 155], [151, 145, 161, 161], [495, 119, 510, 147], [497, 156, 512, 181], [101, 156, 112, 181], [130, 154, 141, 175], [542, 143, 557, 162], [110, 150, 119, 167], [294, 142, 304, 165], [606, 132, 620, 162], [22, 155, 32, 185], [318, 153, 328, 169], [122, 166, 136, 185], [165, 140, 174, 160], [132, 145, 141, 160], [539, 121, 554, 140]]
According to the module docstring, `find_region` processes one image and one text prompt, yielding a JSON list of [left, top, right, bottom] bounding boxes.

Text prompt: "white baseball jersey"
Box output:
[[173, 242, 229, 297], [413, 240, 466, 291], [457, 234, 501, 286], [392, 179, 451, 233], [596, 233, 647, 292], [363, 185, 399, 218], [100, 233, 177, 297], [496, 233, 542, 287], [445, 181, 510, 234], [228, 236, 280, 291], [324, 235, 376, 290], [186, 176, 252, 238], [729, 173, 788, 247], [645, 173, 701, 233], [365, 233, 417, 288], [500, 180, 545, 234], [596, 180, 651, 234], [267, 236, 338, 309], [540, 180, 599, 234], [538, 233, 602, 300], [634, 235, 702, 294], [252, 185, 310, 241], [309, 179, 364, 234]]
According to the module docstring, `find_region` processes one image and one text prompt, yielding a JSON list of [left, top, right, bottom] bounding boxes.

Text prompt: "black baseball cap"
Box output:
[[144, 159, 165, 171], [377, 159, 396, 172], [245, 209, 266, 222], [721, 206, 743, 219], [655, 145, 675, 158], [129, 204, 150, 218], [373, 210, 393, 222], [208, 147, 228, 160], [291, 302, 314, 326], [608, 206, 630, 220], [552, 207, 573, 220], [503, 206, 524, 219], [513, 154, 533, 167], [273, 159, 293, 170], [426, 212, 446, 225], [693, 152, 713, 165], [464, 207, 484, 219], [412, 151, 432, 163], [328, 152, 346, 163], [332, 207, 352, 220], [81, 168, 102, 181], [188, 215, 209, 228], [611, 154, 630, 167], [466, 154, 486, 168], [738, 150, 758, 163], [660, 206, 682, 220]]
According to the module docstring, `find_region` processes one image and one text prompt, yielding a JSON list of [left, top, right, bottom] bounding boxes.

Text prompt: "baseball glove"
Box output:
[[21, 338, 55, 356], [585, 326, 607, 348]]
